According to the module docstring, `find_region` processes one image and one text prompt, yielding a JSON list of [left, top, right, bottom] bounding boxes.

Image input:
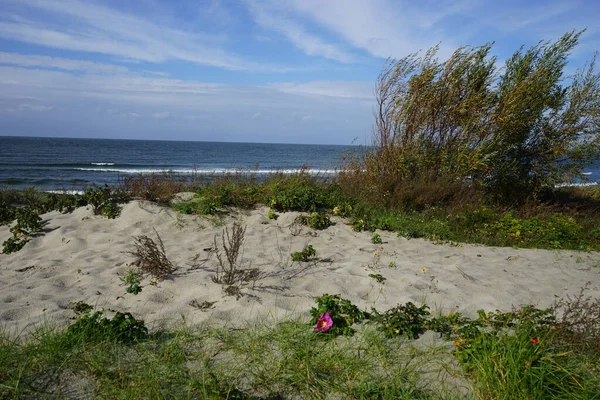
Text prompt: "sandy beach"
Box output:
[[1, 199, 600, 334]]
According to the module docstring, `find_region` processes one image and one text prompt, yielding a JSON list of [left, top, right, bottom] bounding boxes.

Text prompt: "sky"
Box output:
[[0, 0, 598, 145]]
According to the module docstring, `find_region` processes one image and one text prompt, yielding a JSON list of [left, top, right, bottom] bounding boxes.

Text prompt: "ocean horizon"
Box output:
[[0, 136, 358, 191], [1, 135, 598, 192]]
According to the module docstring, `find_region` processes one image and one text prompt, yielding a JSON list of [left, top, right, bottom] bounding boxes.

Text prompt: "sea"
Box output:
[[0, 136, 598, 192], [0, 136, 357, 191]]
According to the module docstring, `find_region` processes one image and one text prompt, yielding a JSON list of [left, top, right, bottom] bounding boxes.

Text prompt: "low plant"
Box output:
[[127, 229, 175, 280], [120, 268, 143, 295], [371, 232, 383, 244], [267, 209, 278, 220], [295, 211, 332, 230], [309, 294, 367, 336], [0, 200, 15, 225], [82, 185, 129, 218], [2, 235, 28, 254], [67, 305, 148, 344], [212, 222, 247, 286], [332, 203, 352, 217], [368, 273, 385, 283], [2, 207, 43, 254], [291, 244, 316, 262], [122, 172, 187, 204], [370, 302, 431, 339]]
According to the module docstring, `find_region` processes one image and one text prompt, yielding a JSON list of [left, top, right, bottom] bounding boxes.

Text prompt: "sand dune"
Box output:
[[1, 200, 599, 333]]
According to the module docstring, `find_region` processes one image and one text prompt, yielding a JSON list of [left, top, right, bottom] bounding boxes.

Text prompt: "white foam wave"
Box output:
[[91, 162, 115, 166], [75, 168, 338, 175], [582, 172, 592, 175], [556, 182, 599, 188], [45, 190, 85, 195]]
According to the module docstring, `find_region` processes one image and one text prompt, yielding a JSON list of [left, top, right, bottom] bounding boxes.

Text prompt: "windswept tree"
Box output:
[[371, 30, 600, 203]]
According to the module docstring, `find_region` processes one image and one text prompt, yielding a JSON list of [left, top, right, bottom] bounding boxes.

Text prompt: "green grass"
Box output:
[[2, 295, 599, 399]]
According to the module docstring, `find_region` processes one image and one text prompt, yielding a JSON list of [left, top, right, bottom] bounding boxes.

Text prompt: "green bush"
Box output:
[[295, 212, 332, 230], [0, 200, 15, 225], [353, 30, 600, 204], [370, 302, 431, 339], [67, 307, 148, 344], [291, 244, 316, 262], [310, 294, 366, 336], [82, 185, 129, 218]]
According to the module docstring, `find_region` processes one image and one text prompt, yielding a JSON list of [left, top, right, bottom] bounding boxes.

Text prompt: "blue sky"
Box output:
[[0, 0, 598, 144]]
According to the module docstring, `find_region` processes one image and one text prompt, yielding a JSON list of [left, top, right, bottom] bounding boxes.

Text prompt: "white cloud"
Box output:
[[0, 0, 290, 71], [152, 111, 172, 119], [0, 52, 129, 74], [245, 0, 357, 63], [269, 81, 373, 100], [5, 103, 54, 112]]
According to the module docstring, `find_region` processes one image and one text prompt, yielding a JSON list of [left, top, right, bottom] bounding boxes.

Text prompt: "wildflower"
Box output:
[[270, 199, 277, 207], [333, 206, 340, 215], [314, 312, 333, 332], [530, 337, 538, 344]]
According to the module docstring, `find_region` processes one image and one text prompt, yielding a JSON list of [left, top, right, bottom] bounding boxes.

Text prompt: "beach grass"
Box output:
[[1, 292, 599, 399]]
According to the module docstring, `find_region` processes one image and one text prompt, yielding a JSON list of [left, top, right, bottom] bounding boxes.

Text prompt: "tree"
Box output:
[[372, 30, 600, 202]]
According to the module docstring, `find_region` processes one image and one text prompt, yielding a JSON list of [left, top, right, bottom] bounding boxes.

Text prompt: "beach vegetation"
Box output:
[[368, 273, 385, 283], [67, 304, 148, 344], [121, 172, 187, 204], [2, 290, 600, 398], [295, 211, 332, 230], [291, 244, 316, 262], [82, 185, 129, 219], [309, 294, 367, 337], [370, 302, 430, 339], [371, 232, 383, 244], [267, 209, 278, 219], [126, 228, 176, 281], [2, 207, 43, 254], [211, 222, 262, 296], [120, 268, 143, 295], [0, 200, 15, 225], [345, 30, 600, 206], [212, 222, 246, 286]]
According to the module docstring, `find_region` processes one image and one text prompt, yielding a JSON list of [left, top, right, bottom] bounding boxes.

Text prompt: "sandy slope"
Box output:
[[1, 200, 599, 334]]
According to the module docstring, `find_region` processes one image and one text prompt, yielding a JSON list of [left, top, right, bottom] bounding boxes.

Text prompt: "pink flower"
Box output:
[[314, 312, 333, 332], [530, 337, 538, 344]]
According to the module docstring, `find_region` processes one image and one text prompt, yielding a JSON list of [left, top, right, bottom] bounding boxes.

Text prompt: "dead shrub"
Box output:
[[212, 222, 247, 285], [122, 172, 187, 204], [553, 286, 600, 358], [127, 228, 176, 280]]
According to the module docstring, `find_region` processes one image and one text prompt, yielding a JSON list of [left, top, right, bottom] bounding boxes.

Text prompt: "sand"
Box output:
[[1, 200, 599, 334]]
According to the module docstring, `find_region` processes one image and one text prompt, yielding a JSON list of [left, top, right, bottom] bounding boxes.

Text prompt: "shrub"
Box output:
[[120, 268, 143, 295], [370, 302, 431, 339], [310, 294, 366, 336], [352, 30, 600, 204], [291, 244, 316, 262], [2, 207, 43, 254], [67, 306, 148, 344], [0, 200, 15, 225], [267, 209, 278, 220], [295, 212, 332, 230], [122, 172, 187, 204], [212, 222, 247, 286], [82, 185, 129, 218], [264, 173, 336, 212], [371, 233, 382, 244], [127, 229, 175, 280]]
